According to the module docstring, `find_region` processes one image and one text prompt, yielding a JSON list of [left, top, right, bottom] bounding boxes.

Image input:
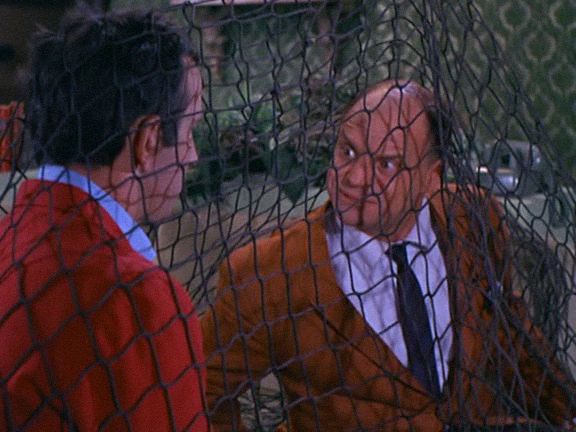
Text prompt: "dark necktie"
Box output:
[[388, 243, 441, 398]]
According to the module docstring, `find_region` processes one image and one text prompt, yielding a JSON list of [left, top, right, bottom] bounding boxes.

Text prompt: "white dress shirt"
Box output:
[[38, 164, 157, 262], [325, 203, 453, 389]]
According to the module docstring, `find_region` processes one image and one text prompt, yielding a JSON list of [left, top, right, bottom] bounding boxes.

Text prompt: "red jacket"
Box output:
[[0, 180, 207, 431]]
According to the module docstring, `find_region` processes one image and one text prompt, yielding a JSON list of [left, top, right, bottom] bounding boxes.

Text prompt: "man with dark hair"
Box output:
[[202, 80, 575, 430], [0, 7, 207, 431]]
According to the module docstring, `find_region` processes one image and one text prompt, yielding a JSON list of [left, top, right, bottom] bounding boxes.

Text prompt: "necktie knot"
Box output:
[[387, 243, 410, 271]]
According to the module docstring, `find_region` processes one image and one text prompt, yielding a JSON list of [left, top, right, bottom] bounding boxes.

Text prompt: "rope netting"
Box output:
[[1, 0, 575, 430]]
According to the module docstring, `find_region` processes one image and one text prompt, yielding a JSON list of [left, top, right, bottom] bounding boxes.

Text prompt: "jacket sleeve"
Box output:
[[2, 259, 208, 431], [83, 265, 209, 431], [202, 244, 274, 432], [130, 270, 209, 431]]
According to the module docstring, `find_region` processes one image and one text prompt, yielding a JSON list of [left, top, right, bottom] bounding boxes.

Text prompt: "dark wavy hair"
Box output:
[[26, 6, 198, 166]]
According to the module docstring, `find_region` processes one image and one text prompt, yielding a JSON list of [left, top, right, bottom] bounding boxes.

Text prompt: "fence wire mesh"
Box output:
[[1, 0, 575, 431]]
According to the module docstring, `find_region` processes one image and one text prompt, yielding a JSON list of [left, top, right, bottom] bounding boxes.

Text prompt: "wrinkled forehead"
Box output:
[[345, 86, 427, 129], [340, 86, 432, 155]]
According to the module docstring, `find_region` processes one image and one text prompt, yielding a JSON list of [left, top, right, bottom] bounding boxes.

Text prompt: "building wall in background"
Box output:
[[476, 0, 576, 173]]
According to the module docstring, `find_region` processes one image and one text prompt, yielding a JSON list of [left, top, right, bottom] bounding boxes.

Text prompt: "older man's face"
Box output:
[[326, 87, 440, 240]]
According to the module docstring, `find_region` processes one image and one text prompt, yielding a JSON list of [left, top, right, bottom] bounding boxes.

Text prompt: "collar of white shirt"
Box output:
[[327, 201, 437, 268], [325, 200, 453, 388], [37, 164, 157, 262]]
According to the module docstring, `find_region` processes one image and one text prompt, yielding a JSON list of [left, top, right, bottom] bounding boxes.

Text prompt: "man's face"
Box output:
[[326, 87, 440, 240], [141, 67, 203, 224]]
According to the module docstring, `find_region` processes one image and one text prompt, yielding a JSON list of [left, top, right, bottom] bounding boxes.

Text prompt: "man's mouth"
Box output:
[[337, 190, 382, 209]]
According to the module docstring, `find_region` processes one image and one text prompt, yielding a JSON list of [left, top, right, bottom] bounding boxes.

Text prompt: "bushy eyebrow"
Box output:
[[338, 128, 359, 147]]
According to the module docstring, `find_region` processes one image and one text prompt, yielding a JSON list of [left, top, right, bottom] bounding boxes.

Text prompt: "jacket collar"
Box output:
[[36, 165, 156, 262], [14, 177, 156, 263]]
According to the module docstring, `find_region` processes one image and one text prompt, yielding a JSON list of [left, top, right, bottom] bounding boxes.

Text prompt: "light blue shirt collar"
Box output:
[[38, 164, 157, 262]]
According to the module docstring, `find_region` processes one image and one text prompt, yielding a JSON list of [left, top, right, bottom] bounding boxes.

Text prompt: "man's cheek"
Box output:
[[326, 169, 337, 200]]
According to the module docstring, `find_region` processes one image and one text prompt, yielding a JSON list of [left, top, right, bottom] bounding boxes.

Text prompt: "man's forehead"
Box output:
[[339, 84, 433, 157], [344, 86, 425, 126]]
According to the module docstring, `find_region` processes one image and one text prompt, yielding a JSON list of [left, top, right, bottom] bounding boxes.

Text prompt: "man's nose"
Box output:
[[181, 141, 199, 166], [346, 153, 375, 187]]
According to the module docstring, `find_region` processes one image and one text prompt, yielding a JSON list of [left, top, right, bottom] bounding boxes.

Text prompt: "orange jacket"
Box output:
[[203, 185, 575, 431]]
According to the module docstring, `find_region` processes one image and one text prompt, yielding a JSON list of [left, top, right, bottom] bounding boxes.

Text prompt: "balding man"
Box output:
[[202, 80, 575, 431]]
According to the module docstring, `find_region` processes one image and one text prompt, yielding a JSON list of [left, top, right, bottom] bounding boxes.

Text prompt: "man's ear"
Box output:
[[431, 158, 442, 177], [129, 114, 162, 174], [427, 158, 443, 190]]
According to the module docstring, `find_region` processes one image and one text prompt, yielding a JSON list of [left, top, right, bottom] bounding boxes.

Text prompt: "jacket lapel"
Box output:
[[288, 188, 504, 423], [305, 191, 490, 409], [303, 204, 438, 405]]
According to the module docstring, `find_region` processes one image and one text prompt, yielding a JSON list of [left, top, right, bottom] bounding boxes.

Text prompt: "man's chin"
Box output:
[[338, 210, 376, 233], [141, 201, 180, 227]]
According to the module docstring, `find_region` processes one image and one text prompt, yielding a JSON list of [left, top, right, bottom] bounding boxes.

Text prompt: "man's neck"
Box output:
[[364, 209, 427, 244], [66, 163, 143, 224]]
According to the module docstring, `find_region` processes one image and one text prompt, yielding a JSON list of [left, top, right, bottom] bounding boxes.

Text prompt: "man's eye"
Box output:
[[380, 159, 397, 170], [343, 146, 356, 158]]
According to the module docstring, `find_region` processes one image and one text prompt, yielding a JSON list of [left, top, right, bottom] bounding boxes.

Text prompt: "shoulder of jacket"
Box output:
[[225, 204, 326, 274], [432, 182, 498, 213]]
